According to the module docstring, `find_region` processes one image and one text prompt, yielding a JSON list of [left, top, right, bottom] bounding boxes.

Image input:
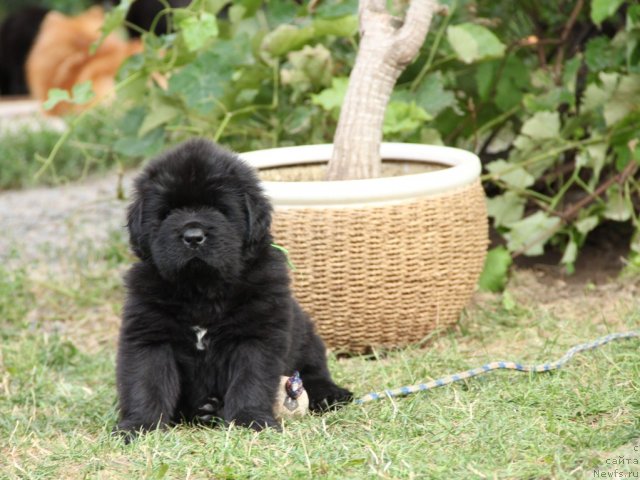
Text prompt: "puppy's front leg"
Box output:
[[116, 343, 180, 440], [223, 341, 282, 431]]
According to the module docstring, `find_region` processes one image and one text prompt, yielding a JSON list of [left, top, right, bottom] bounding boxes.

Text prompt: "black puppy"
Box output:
[[116, 139, 352, 438]]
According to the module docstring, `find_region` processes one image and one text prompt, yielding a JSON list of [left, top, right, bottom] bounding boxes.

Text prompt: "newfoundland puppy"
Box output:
[[116, 139, 352, 438]]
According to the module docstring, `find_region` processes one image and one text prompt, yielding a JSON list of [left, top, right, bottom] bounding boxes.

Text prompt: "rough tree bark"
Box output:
[[326, 0, 439, 181]]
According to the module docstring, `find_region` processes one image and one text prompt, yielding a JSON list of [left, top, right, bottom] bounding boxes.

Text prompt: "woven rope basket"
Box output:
[[242, 144, 488, 353]]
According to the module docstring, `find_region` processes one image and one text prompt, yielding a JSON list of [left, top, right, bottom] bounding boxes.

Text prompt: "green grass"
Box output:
[[0, 112, 139, 191], [1, 234, 639, 479]]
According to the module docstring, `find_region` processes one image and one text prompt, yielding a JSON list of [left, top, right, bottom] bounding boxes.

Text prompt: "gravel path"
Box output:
[[0, 171, 136, 264]]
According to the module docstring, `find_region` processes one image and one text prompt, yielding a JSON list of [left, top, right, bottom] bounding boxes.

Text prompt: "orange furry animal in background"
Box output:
[[26, 6, 142, 116]]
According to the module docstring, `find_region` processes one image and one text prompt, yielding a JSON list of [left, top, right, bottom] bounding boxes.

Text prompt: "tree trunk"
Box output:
[[326, 0, 439, 181]]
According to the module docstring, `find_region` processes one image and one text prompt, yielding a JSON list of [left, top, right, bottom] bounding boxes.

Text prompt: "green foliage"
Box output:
[[43, 81, 95, 111], [478, 246, 512, 292], [446, 23, 506, 63], [590, 0, 626, 26], [29, 0, 640, 273], [0, 111, 137, 189], [462, 0, 639, 272]]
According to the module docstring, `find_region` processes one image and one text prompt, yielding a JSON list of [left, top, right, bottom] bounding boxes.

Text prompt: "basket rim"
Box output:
[[239, 143, 481, 206]]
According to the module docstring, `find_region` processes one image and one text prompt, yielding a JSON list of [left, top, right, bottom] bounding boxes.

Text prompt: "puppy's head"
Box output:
[[127, 139, 272, 282]]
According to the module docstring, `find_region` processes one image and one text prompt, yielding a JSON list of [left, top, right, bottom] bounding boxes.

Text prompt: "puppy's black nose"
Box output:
[[182, 228, 206, 248]]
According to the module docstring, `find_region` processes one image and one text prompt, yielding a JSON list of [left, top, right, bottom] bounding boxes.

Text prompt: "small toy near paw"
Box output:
[[273, 371, 309, 421]]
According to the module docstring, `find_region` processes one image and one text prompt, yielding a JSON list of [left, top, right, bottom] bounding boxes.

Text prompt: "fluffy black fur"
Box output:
[[116, 139, 352, 438]]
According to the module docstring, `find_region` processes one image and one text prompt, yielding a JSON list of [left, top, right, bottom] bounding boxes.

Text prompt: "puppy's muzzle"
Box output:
[[182, 227, 207, 249]]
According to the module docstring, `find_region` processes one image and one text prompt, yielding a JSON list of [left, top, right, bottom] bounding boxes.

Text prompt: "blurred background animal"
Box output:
[[25, 6, 142, 115], [0, 5, 49, 96], [0, 0, 192, 111]]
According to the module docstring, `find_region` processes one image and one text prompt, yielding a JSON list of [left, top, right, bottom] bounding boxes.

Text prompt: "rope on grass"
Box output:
[[354, 330, 640, 405]]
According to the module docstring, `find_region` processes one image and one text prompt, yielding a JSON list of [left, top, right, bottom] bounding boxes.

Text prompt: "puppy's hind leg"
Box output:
[[115, 343, 181, 442], [298, 332, 353, 412]]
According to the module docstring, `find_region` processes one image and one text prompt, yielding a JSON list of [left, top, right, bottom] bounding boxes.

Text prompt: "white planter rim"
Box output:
[[239, 143, 481, 207]]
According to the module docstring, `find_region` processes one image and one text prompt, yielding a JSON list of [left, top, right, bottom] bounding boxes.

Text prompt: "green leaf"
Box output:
[[261, 16, 356, 58], [70, 81, 95, 105], [228, 5, 247, 23], [591, 0, 626, 26], [179, 12, 218, 52], [576, 144, 607, 186], [562, 57, 581, 95], [138, 96, 181, 137], [43, 89, 71, 111], [475, 61, 495, 101], [116, 73, 147, 102], [114, 127, 165, 158], [485, 160, 535, 189], [523, 89, 574, 112], [263, 0, 300, 25], [281, 44, 333, 96], [486, 191, 526, 227], [446, 23, 506, 64], [520, 111, 560, 139], [575, 216, 599, 236], [93, 0, 131, 53], [504, 211, 561, 256], [561, 237, 578, 270], [168, 36, 251, 114], [383, 102, 431, 135], [314, 0, 357, 18], [476, 57, 530, 111], [284, 106, 313, 135], [262, 25, 315, 58], [585, 36, 623, 71], [113, 107, 166, 158], [583, 72, 619, 113], [478, 246, 512, 292], [485, 124, 516, 153], [312, 16, 358, 37], [631, 228, 640, 255], [503, 58, 531, 111], [414, 72, 457, 117], [420, 127, 444, 145], [311, 77, 348, 112], [42, 81, 95, 111], [604, 74, 640, 126], [604, 184, 632, 221]]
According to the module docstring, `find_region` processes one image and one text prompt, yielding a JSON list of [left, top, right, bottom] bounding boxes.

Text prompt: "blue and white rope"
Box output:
[[354, 330, 640, 405]]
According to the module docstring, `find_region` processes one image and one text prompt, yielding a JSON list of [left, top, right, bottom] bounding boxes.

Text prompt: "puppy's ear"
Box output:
[[127, 194, 150, 259], [244, 192, 272, 247]]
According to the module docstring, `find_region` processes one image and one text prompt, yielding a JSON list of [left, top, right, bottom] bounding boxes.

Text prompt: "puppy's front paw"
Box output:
[[196, 397, 223, 424], [230, 409, 281, 432], [305, 380, 353, 412], [112, 421, 143, 444]]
